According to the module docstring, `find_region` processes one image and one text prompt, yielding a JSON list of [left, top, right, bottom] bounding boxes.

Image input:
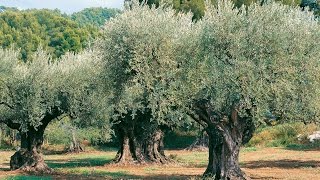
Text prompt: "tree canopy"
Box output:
[[139, 0, 316, 20], [71, 7, 121, 27], [0, 47, 108, 171]]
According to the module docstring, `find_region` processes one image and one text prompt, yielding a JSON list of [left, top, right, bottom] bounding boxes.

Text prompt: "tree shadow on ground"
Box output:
[[53, 173, 194, 180], [46, 157, 113, 169], [242, 159, 320, 169]]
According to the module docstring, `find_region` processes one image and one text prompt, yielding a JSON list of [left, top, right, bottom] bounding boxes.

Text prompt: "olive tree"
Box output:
[[99, 1, 193, 164], [174, 2, 320, 179], [0, 48, 106, 172]]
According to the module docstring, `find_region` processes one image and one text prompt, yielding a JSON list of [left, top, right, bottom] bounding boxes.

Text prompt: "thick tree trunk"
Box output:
[[143, 129, 168, 163], [114, 128, 143, 164], [192, 100, 255, 180], [113, 120, 168, 164], [10, 127, 52, 173], [4, 107, 62, 173], [204, 125, 251, 180]]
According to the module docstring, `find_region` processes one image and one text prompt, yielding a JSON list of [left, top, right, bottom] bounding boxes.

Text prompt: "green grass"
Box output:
[[4, 176, 52, 180], [246, 122, 320, 148], [241, 147, 257, 152], [47, 157, 111, 169], [144, 167, 159, 172], [285, 142, 320, 150], [172, 151, 208, 167]]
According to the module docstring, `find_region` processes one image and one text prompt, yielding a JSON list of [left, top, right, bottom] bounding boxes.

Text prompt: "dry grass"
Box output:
[[0, 147, 320, 179]]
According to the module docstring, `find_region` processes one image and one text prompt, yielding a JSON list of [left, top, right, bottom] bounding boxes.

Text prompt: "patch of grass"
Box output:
[[241, 147, 257, 152], [47, 157, 112, 169], [89, 145, 118, 152], [246, 122, 319, 148], [286, 142, 320, 151], [173, 151, 207, 167], [4, 175, 52, 180]]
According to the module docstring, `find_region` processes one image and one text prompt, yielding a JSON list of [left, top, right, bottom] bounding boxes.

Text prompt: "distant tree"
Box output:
[[0, 48, 107, 172], [301, 0, 320, 16], [0, 9, 99, 61], [45, 117, 112, 153], [0, 6, 19, 12], [71, 7, 121, 27]]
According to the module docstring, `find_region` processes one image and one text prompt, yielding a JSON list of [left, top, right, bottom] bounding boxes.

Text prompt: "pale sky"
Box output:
[[0, 0, 124, 13]]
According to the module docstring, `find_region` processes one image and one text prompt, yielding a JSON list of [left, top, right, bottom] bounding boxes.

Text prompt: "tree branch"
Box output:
[[0, 101, 14, 109], [187, 111, 208, 128]]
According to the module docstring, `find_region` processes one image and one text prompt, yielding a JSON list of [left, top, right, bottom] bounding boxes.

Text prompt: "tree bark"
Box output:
[[192, 100, 255, 180], [204, 124, 253, 180], [10, 127, 52, 173], [143, 129, 168, 163], [8, 109, 62, 173], [113, 118, 169, 164]]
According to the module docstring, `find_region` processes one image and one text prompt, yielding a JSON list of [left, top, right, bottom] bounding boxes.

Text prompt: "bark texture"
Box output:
[[7, 109, 62, 172], [10, 127, 52, 173], [192, 100, 255, 180], [113, 113, 169, 164]]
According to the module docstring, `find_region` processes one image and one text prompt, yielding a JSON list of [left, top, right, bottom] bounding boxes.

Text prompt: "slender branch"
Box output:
[[1, 118, 21, 130]]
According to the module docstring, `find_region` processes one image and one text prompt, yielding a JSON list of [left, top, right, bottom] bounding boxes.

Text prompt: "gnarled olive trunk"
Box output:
[[113, 118, 168, 164], [204, 123, 253, 180], [7, 110, 62, 173], [192, 100, 255, 180], [10, 127, 51, 173]]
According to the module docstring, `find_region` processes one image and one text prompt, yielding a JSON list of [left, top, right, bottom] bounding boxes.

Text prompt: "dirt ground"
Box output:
[[0, 147, 319, 179]]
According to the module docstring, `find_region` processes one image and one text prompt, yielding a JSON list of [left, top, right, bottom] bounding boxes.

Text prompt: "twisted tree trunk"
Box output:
[[113, 114, 169, 164], [192, 100, 255, 180], [204, 123, 253, 180], [10, 127, 51, 173], [7, 109, 62, 173]]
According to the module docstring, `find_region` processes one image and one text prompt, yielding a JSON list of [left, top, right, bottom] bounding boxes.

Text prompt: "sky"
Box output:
[[0, 0, 124, 14]]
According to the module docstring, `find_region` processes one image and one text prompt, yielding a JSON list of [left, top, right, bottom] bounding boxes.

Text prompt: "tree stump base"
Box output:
[[10, 149, 52, 173]]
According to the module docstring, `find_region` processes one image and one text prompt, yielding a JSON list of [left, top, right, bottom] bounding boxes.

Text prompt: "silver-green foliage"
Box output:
[[102, 0, 320, 126], [186, 1, 320, 123], [100, 0, 194, 124], [0, 48, 109, 132]]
